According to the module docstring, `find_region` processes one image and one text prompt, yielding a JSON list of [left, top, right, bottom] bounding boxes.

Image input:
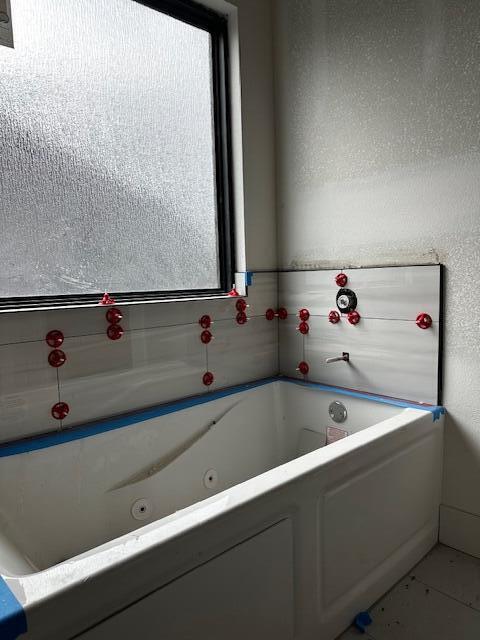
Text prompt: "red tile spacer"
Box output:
[[107, 324, 124, 340], [51, 402, 69, 420], [277, 307, 288, 320], [416, 313, 432, 329], [348, 310, 361, 325], [203, 371, 214, 386], [236, 299, 248, 312], [106, 308, 123, 324], [199, 315, 212, 329], [200, 330, 213, 344], [298, 321, 309, 335], [236, 311, 248, 325], [299, 308, 310, 321], [328, 310, 341, 324], [297, 361, 309, 375], [46, 330, 64, 348], [48, 349, 66, 368], [100, 292, 115, 305], [265, 308, 276, 321], [335, 273, 348, 287]]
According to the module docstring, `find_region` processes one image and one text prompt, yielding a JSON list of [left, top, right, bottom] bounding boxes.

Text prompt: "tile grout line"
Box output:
[[0, 314, 272, 347], [0, 316, 438, 348], [412, 575, 480, 614]]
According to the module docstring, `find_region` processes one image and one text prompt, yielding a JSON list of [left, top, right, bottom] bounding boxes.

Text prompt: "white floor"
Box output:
[[337, 544, 480, 640]]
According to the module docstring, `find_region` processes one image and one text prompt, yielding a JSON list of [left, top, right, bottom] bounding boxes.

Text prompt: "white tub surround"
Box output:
[[279, 264, 442, 405], [0, 378, 444, 640]]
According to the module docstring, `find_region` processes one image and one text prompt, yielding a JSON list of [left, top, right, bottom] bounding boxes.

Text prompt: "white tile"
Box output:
[[368, 577, 480, 640], [0, 307, 106, 346], [59, 324, 206, 427], [412, 544, 480, 611], [207, 316, 278, 389], [0, 300, 235, 345], [0, 341, 59, 441], [302, 316, 439, 404], [127, 298, 237, 331], [0, 273, 276, 346], [279, 265, 441, 321], [279, 270, 333, 318], [440, 505, 480, 561], [278, 316, 304, 380], [345, 265, 441, 322], [245, 272, 278, 317]]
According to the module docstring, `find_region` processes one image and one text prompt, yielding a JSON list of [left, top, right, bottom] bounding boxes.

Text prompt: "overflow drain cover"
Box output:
[[329, 401, 347, 423]]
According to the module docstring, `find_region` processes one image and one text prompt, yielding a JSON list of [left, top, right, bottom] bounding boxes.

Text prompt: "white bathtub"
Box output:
[[0, 378, 444, 640]]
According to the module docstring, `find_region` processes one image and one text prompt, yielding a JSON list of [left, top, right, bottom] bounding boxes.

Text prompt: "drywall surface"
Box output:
[[273, 0, 480, 549], [228, 0, 277, 270]]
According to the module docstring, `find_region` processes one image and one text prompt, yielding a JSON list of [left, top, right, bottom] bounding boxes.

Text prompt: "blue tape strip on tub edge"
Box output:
[[0, 577, 27, 639], [281, 377, 446, 421], [0, 376, 445, 458], [0, 377, 278, 458]]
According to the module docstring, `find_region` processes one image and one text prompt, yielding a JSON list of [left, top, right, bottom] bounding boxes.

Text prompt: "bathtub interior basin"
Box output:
[[0, 378, 440, 576]]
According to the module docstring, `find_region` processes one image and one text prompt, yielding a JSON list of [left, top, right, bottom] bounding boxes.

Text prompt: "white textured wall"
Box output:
[[206, 0, 277, 271], [232, 0, 277, 270], [273, 0, 480, 552]]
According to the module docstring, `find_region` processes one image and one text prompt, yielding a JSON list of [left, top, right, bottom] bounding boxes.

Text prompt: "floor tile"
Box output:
[[368, 576, 480, 640], [412, 543, 480, 611], [336, 626, 375, 639]]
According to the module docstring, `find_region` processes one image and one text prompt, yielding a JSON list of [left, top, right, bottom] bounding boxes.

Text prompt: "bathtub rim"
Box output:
[[0, 376, 444, 459]]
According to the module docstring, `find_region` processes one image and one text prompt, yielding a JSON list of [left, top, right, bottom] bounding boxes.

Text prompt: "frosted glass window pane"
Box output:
[[0, 0, 220, 297]]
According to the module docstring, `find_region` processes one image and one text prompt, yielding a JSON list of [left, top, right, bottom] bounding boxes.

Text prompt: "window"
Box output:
[[0, 0, 233, 309]]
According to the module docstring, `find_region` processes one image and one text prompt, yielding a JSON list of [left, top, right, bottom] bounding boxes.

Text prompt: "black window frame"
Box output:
[[0, 0, 234, 311]]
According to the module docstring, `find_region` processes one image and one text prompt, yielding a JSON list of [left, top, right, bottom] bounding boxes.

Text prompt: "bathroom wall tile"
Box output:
[[343, 265, 440, 321], [0, 341, 59, 442], [0, 307, 107, 346], [279, 270, 333, 318], [440, 505, 480, 561], [302, 316, 439, 404], [279, 265, 440, 321], [0, 299, 229, 345], [207, 316, 278, 389], [0, 272, 277, 346], [59, 324, 206, 428], [0, 273, 279, 439], [244, 272, 278, 317], [126, 297, 236, 332], [278, 316, 305, 380]]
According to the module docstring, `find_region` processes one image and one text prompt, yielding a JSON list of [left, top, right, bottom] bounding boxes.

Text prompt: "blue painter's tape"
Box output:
[[282, 377, 445, 421], [0, 378, 278, 459], [0, 577, 27, 639], [0, 376, 444, 459], [354, 611, 372, 633], [236, 271, 254, 286]]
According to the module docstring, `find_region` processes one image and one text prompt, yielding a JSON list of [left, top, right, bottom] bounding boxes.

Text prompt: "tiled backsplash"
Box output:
[[278, 265, 442, 405], [0, 265, 443, 444], [0, 273, 278, 442]]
